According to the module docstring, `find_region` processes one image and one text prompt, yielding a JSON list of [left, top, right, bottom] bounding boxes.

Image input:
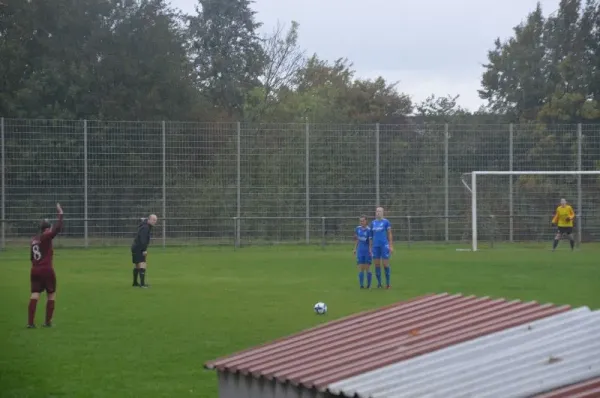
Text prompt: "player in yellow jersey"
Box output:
[[551, 198, 575, 251]]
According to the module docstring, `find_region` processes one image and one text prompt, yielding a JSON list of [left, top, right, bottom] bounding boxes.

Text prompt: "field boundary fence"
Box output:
[[1, 118, 599, 249]]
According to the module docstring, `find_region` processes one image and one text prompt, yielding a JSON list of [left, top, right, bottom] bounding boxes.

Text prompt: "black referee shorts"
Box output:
[[131, 249, 145, 264]]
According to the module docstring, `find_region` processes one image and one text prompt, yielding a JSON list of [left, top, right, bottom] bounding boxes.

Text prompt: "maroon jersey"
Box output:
[[30, 213, 63, 269]]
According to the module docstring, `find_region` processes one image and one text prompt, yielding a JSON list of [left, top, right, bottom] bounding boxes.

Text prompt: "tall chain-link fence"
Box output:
[[1, 118, 599, 248]]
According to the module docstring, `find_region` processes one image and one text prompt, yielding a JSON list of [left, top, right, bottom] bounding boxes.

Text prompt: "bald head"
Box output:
[[148, 214, 158, 226]]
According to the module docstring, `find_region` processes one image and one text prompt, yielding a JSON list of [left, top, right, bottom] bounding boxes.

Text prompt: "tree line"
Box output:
[[2, 0, 598, 122], [1, 0, 600, 243]]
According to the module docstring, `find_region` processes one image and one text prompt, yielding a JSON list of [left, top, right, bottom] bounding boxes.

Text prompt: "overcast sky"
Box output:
[[170, 0, 560, 111]]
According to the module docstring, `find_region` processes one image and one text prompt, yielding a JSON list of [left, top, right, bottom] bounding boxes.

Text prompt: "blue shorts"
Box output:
[[356, 253, 371, 265], [372, 245, 390, 260]]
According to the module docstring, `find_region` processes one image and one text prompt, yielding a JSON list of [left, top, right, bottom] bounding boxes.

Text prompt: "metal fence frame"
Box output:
[[1, 117, 5, 249], [0, 118, 589, 249]]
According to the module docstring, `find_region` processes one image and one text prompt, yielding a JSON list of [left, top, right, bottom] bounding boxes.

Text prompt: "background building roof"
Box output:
[[534, 376, 600, 398], [205, 293, 570, 390], [327, 306, 600, 397]]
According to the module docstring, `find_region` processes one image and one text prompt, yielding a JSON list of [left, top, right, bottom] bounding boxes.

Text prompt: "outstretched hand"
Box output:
[[56, 203, 63, 214]]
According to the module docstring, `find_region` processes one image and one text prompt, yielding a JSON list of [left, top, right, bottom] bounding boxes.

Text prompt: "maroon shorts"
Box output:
[[30, 268, 56, 294]]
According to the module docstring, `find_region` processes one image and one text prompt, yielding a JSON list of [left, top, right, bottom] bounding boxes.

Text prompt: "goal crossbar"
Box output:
[[467, 170, 600, 251]]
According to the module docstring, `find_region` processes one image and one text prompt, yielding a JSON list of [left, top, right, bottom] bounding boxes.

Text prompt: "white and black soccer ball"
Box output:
[[314, 302, 327, 315]]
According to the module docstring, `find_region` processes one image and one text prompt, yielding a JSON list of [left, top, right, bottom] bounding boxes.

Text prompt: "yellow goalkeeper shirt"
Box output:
[[552, 205, 575, 227]]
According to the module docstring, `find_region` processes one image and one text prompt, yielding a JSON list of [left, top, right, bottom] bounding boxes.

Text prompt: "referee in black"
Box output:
[[131, 214, 157, 288]]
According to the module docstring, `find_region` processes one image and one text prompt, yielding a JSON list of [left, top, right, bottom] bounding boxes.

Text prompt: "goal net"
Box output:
[[462, 171, 600, 251]]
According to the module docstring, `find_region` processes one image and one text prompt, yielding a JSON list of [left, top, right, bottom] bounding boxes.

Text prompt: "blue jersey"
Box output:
[[370, 218, 391, 247], [355, 226, 370, 253]]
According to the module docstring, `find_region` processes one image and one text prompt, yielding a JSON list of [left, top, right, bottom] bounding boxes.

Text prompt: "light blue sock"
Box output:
[[385, 266, 390, 286], [367, 271, 372, 288], [375, 267, 382, 286], [359, 270, 365, 287]]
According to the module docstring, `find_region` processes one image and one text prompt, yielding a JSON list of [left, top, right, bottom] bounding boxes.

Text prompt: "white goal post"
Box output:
[[464, 171, 600, 251]]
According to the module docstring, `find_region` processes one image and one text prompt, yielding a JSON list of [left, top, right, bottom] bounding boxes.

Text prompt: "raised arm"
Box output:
[[41, 203, 63, 241]]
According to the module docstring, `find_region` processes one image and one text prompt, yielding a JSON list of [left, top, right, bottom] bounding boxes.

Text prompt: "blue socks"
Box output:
[[359, 271, 365, 287], [359, 270, 373, 288], [373, 266, 390, 287], [375, 267, 382, 286]]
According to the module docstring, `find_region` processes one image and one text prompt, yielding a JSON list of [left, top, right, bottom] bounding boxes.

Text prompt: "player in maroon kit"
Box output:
[[27, 203, 63, 328]]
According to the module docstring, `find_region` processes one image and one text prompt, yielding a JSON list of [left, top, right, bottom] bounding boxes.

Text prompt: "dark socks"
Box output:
[[139, 268, 146, 286], [28, 299, 38, 326], [133, 268, 139, 285], [553, 238, 575, 250], [45, 300, 55, 325]]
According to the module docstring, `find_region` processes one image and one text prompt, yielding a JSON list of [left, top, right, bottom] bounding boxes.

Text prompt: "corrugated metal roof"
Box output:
[[535, 376, 600, 398], [327, 307, 600, 398], [204, 293, 570, 390]]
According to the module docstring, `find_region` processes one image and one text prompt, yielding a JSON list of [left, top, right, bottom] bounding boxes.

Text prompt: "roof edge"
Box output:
[[203, 293, 440, 369], [534, 376, 600, 397]]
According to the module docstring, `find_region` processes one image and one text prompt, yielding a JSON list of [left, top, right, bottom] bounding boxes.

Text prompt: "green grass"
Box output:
[[0, 243, 599, 398]]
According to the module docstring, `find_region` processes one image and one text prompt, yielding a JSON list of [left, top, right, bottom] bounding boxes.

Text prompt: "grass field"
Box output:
[[0, 243, 599, 398]]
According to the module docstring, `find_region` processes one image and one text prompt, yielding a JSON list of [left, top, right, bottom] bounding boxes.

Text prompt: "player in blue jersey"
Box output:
[[353, 215, 372, 289], [369, 207, 393, 289]]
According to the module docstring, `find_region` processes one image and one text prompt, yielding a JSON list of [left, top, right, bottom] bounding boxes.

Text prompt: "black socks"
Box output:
[[139, 268, 146, 286]]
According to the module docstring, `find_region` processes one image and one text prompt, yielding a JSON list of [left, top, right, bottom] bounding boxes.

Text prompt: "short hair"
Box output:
[[39, 219, 51, 232]]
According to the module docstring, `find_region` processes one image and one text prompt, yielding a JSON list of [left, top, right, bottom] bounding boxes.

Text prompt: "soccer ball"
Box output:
[[314, 302, 327, 315]]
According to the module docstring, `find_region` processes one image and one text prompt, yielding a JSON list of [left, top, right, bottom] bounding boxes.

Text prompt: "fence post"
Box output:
[[233, 217, 239, 248], [444, 123, 449, 242], [162, 121, 166, 248], [83, 120, 88, 248], [1, 117, 5, 250], [577, 123, 582, 246], [490, 214, 496, 249], [321, 217, 326, 248], [305, 121, 310, 244], [407, 216, 411, 248], [375, 123, 380, 206], [509, 123, 514, 243], [236, 122, 241, 248]]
